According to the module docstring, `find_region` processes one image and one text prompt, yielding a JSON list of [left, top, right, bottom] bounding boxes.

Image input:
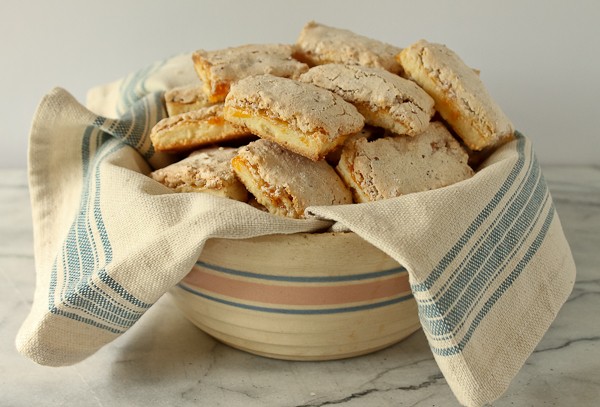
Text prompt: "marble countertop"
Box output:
[[1, 166, 599, 407]]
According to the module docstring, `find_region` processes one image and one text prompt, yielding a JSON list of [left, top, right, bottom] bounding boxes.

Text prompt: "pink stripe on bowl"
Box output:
[[182, 267, 411, 306]]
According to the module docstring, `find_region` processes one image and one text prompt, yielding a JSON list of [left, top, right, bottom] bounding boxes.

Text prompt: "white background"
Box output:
[[2, 0, 599, 168]]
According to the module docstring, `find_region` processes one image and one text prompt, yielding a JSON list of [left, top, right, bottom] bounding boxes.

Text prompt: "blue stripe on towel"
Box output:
[[48, 113, 153, 332], [47, 63, 171, 332], [432, 203, 555, 356], [99, 92, 165, 161], [421, 178, 548, 337], [418, 149, 543, 320], [117, 59, 166, 116], [411, 134, 528, 293], [434, 170, 548, 332], [411, 135, 556, 355]]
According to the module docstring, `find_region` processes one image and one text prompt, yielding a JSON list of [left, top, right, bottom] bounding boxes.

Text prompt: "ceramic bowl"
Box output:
[[169, 231, 420, 360]]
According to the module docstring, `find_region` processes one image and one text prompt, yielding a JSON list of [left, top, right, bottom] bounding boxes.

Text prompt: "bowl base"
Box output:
[[213, 331, 421, 361]]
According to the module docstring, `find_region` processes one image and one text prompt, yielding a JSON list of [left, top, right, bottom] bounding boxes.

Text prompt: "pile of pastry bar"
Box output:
[[150, 21, 514, 219]]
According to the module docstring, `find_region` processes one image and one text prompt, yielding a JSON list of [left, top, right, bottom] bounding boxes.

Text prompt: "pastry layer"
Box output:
[[150, 104, 251, 152]]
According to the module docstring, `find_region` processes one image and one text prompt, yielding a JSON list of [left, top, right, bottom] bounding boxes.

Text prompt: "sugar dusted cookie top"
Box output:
[[398, 40, 513, 150], [337, 122, 474, 202], [192, 44, 309, 102], [232, 139, 352, 218], [300, 64, 434, 136], [151, 147, 248, 201], [165, 85, 208, 105], [295, 21, 403, 73]]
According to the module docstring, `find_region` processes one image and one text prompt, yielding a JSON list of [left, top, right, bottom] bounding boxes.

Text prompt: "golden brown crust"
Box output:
[[146, 27, 517, 210]]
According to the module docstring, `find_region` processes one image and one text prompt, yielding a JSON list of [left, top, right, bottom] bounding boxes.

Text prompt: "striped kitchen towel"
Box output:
[[17, 54, 575, 407]]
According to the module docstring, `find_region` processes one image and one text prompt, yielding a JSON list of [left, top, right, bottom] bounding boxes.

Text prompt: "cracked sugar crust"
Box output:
[[398, 40, 514, 150], [164, 85, 215, 116], [295, 21, 403, 74], [300, 64, 434, 136], [225, 74, 364, 140], [165, 84, 209, 104], [232, 139, 352, 218], [192, 44, 309, 102], [151, 147, 248, 201], [337, 122, 474, 202]]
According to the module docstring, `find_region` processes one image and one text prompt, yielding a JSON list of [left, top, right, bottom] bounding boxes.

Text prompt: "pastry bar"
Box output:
[[151, 146, 248, 201], [224, 74, 364, 161], [398, 40, 514, 150], [150, 104, 251, 152], [231, 139, 352, 218], [300, 64, 435, 136], [192, 44, 309, 103], [294, 21, 403, 74], [336, 122, 474, 202]]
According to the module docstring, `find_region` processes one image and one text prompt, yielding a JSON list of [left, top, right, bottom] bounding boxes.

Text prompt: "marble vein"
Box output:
[[362, 357, 436, 386], [293, 374, 445, 407], [534, 336, 600, 353]]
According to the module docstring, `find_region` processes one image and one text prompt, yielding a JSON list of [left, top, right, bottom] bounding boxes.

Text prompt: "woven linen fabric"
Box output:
[[17, 54, 575, 407]]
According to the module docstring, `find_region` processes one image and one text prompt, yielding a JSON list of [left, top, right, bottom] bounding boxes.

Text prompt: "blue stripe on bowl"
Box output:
[[194, 260, 407, 283], [176, 283, 414, 315]]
